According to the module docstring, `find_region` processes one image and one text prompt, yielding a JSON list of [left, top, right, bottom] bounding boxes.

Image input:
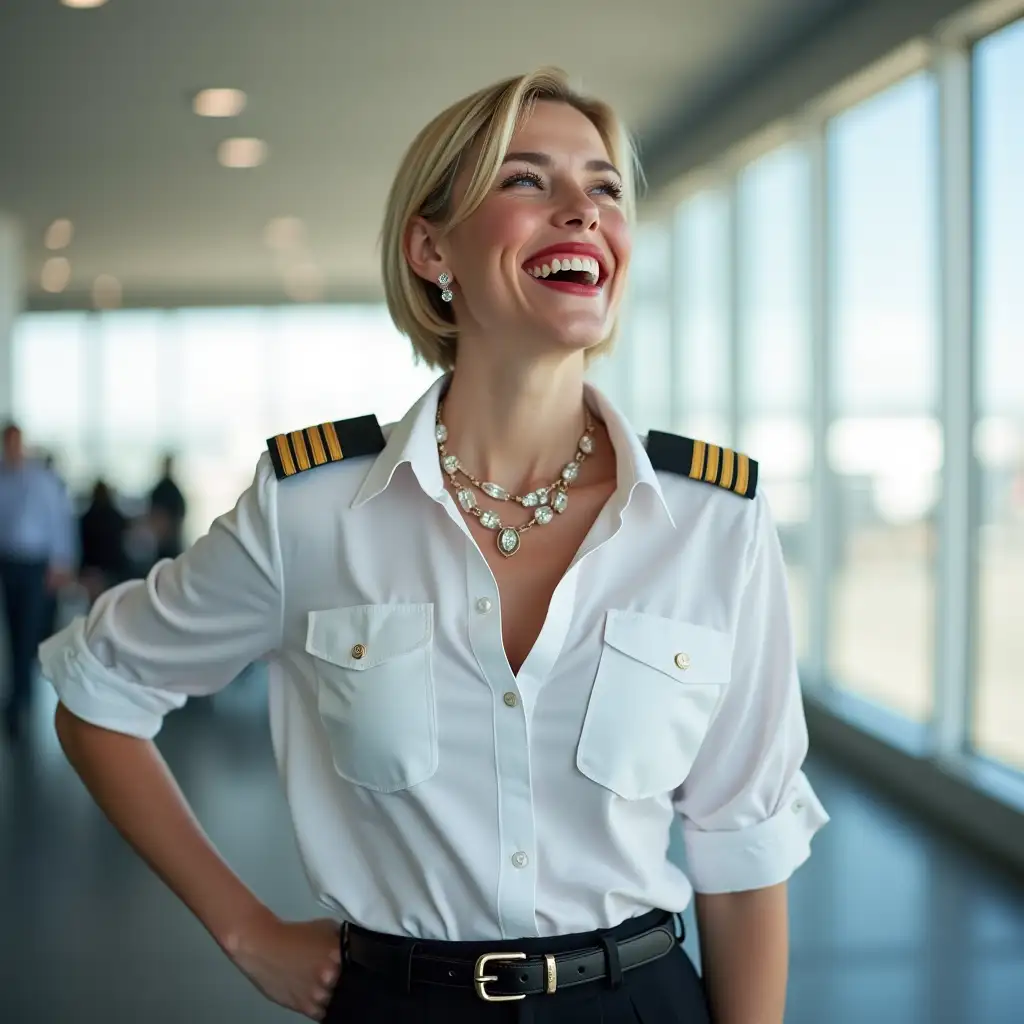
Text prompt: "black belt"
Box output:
[[344, 917, 678, 1003]]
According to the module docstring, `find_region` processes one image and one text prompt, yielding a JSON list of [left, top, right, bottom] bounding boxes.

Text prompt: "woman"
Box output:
[[41, 69, 827, 1023], [78, 479, 129, 603]]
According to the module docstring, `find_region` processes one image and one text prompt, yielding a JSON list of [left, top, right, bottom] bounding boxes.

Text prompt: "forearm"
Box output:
[[695, 883, 789, 1024], [54, 701, 270, 950]]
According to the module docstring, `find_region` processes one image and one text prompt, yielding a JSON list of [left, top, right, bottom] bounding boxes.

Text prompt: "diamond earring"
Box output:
[[438, 272, 453, 303]]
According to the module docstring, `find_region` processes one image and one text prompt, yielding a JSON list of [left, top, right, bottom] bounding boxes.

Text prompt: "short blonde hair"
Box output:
[[381, 67, 639, 372]]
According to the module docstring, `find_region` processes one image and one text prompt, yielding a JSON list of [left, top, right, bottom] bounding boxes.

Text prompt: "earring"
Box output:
[[438, 272, 453, 303]]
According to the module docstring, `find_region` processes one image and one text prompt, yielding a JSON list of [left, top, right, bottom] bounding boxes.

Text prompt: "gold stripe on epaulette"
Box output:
[[322, 421, 343, 461], [735, 453, 750, 496], [274, 435, 297, 477], [689, 440, 706, 479], [720, 447, 735, 490], [704, 444, 721, 484], [306, 426, 328, 466], [290, 430, 311, 472]]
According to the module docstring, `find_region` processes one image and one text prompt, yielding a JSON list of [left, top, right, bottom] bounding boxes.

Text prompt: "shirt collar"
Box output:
[[352, 374, 676, 529]]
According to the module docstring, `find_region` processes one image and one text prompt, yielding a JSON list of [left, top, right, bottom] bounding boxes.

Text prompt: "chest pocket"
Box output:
[[306, 603, 437, 793], [577, 611, 731, 801]]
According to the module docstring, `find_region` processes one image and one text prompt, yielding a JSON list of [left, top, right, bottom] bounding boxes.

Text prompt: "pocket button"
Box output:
[[674, 652, 691, 671], [350, 643, 367, 660]]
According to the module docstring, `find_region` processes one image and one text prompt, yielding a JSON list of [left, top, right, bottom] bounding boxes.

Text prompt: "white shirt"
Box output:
[[40, 375, 828, 942]]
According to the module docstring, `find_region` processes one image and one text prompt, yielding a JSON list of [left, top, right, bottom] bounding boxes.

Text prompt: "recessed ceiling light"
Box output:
[[92, 274, 122, 309], [217, 137, 267, 169], [41, 258, 71, 294], [193, 88, 247, 118], [283, 263, 324, 303], [60, 0, 109, 8], [264, 217, 306, 250], [44, 219, 74, 250]]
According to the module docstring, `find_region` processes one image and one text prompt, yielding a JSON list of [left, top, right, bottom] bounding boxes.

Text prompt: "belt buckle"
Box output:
[[473, 952, 527, 1002]]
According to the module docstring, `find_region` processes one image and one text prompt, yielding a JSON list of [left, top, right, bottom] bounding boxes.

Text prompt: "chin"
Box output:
[[534, 312, 611, 354]]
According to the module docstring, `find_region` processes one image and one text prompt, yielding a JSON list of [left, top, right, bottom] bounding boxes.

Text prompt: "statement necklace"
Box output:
[[435, 402, 597, 558]]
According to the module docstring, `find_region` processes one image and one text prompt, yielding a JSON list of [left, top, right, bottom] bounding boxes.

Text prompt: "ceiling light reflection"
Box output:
[[92, 274, 122, 309], [61, 0, 109, 8], [264, 217, 306, 250], [44, 218, 74, 250], [283, 263, 324, 303], [193, 88, 247, 118], [41, 258, 71, 294], [217, 138, 267, 168]]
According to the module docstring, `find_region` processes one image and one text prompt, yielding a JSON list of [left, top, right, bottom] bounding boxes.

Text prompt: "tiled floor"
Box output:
[[2, 676, 1022, 1023]]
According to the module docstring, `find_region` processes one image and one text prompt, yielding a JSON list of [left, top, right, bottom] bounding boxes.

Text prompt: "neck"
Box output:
[[439, 350, 590, 495]]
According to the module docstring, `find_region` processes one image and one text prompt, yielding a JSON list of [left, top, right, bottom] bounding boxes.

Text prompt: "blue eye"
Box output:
[[500, 171, 544, 189]]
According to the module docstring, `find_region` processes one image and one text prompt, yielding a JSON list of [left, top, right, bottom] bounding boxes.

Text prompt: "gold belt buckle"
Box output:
[[473, 952, 527, 1002]]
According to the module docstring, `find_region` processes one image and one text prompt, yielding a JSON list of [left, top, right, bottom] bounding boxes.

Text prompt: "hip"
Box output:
[[325, 909, 711, 1023]]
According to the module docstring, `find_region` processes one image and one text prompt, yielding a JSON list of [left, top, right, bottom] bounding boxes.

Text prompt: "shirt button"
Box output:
[[350, 643, 367, 660], [674, 652, 691, 671], [503, 692, 518, 708], [475, 597, 493, 614], [792, 800, 805, 813], [511, 851, 529, 869]]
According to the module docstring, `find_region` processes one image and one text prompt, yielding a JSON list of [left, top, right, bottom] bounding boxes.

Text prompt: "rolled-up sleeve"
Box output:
[[672, 489, 828, 894], [39, 454, 283, 739]]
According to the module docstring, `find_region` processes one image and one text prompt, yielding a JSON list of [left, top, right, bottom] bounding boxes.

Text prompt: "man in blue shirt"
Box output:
[[0, 422, 75, 740]]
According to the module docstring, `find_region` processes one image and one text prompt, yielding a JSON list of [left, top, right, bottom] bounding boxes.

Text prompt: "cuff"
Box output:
[[39, 617, 186, 739], [682, 775, 829, 894]]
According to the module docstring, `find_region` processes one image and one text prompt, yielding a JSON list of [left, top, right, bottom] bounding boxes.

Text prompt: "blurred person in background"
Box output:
[[41, 69, 826, 1023], [0, 423, 74, 741], [41, 449, 70, 638], [148, 452, 187, 560], [78, 479, 130, 605]]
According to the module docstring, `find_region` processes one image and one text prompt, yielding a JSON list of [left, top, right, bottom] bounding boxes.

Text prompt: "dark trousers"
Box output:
[[327, 910, 711, 1023], [0, 557, 48, 730]]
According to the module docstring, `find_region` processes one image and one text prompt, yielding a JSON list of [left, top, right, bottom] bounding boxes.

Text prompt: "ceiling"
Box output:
[[0, 0, 853, 309]]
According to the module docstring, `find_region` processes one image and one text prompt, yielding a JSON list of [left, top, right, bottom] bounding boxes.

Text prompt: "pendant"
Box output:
[[497, 527, 521, 557]]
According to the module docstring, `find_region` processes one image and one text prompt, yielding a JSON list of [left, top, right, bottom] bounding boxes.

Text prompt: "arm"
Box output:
[[695, 884, 789, 1024], [41, 457, 340, 1019], [673, 491, 829, 1023]]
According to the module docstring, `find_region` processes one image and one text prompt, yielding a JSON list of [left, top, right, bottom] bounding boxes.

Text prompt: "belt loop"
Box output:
[[598, 933, 623, 991], [404, 941, 421, 995], [340, 921, 350, 965]]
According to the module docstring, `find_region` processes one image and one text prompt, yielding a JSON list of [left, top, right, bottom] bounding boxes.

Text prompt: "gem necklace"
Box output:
[[435, 401, 597, 558]]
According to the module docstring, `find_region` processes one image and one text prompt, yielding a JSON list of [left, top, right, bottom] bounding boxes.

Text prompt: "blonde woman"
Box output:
[[42, 69, 828, 1023]]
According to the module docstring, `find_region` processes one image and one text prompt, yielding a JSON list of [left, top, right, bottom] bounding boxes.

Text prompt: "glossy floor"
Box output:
[[1, 678, 1022, 1023]]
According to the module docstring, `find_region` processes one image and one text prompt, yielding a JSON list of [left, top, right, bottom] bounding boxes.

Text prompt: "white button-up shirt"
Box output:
[[40, 375, 828, 941]]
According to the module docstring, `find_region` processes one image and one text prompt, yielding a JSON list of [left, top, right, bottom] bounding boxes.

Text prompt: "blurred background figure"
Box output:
[[147, 453, 187, 561], [78, 479, 129, 605], [0, 421, 74, 740]]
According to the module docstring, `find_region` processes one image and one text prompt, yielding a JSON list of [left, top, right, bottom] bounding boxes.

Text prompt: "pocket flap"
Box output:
[[306, 603, 433, 670], [602, 611, 732, 685]]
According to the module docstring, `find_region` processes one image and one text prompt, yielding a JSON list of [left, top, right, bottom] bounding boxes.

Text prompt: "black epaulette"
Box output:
[[646, 431, 758, 499], [266, 414, 385, 481]]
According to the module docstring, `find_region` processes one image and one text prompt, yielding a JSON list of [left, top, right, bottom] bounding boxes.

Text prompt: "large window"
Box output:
[[674, 189, 731, 444], [737, 144, 813, 657], [12, 306, 437, 543], [623, 223, 672, 431], [826, 73, 940, 724], [972, 19, 1024, 772]]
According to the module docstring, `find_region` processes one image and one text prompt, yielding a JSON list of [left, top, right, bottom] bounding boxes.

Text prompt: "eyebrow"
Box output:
[[502, 150, 621, 178]]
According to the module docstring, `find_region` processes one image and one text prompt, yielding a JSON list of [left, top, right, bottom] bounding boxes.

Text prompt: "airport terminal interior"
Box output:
[[1, 1, 1022, 1021]]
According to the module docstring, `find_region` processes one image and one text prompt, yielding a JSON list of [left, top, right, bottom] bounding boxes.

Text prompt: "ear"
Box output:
[[404, 216, 451, 286]]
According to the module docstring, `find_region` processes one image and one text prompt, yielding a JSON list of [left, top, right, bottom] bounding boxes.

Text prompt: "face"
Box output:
[[410, 100, 631, 358]]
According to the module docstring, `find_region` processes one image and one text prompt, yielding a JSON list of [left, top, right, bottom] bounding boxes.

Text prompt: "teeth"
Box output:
[[526, 255, 603, 284]]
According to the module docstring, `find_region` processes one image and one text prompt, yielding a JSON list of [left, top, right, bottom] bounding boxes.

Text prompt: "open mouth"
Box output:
[[521, 254, 607, 288]]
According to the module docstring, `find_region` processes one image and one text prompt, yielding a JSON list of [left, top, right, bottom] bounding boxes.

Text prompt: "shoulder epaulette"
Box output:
[[646, 431, 758, 499], [267, 414, 385, 481]]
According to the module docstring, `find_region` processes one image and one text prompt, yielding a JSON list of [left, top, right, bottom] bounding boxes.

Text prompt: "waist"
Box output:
[[344, 908, 679, 1002]]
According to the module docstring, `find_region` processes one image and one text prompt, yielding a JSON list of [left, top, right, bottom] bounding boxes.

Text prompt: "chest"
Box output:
[[463, 481, 616, 675]]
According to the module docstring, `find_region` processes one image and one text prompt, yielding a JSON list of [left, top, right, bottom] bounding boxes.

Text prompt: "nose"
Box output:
[[554, 187, 600, 232]]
